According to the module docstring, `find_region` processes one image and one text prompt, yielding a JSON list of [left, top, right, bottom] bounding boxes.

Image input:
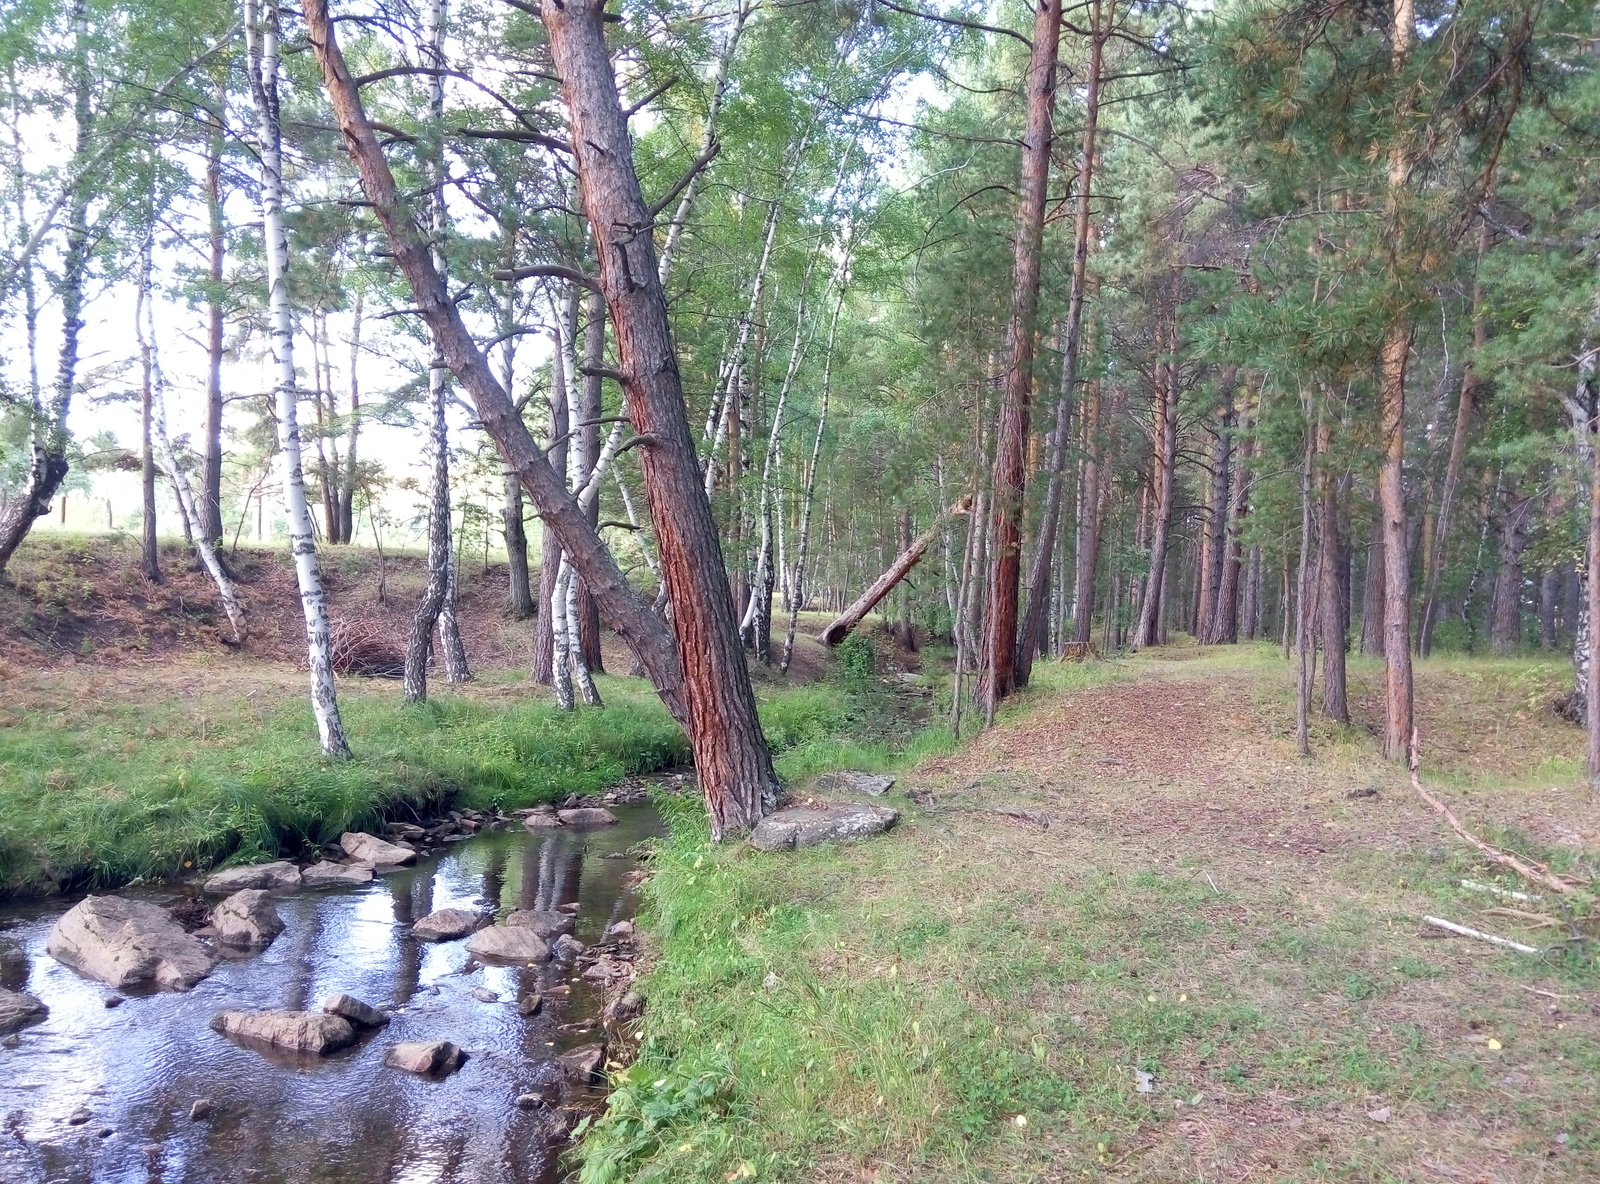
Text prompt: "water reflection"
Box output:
[[0, 806, 662, 1184]]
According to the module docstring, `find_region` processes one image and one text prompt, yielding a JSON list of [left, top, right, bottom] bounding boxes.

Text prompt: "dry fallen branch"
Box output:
[[1422, 915, 1540, 955], [1481, 906, 1562, 929], [1410, 731, 1583, 899]]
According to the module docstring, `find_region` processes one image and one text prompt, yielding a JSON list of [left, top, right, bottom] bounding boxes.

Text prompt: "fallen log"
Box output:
[[818, 497, 970, 647]]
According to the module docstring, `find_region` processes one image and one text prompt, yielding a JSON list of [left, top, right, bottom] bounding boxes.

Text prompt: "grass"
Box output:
[[0, 650, 913, 897], [578, 648, 1600, 1184], [0, 668, 695, 895]]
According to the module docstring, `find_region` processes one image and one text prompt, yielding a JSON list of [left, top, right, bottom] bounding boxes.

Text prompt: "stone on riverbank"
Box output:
[[48, 896, 216, 990], [385, 1041, 466, 1076], [202, 861, 301, 895], [211, 889, 285, 949], [0, 938, 25, 988], [301, 861, 374, 888], [465, 925, 549, 963], [815, 771, 897, 797], [747, 801, 899, 852], [0, 988, 48, 1034], [560, 1044, 604, 1084], [339, 832, 416, 868], [411, 908, 481, 942], [210, 1010, 355, 1054], [522, 811, 563, 830]]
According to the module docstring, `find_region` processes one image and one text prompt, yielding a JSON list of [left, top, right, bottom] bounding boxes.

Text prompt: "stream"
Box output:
[[0, 803, 665, 1184]]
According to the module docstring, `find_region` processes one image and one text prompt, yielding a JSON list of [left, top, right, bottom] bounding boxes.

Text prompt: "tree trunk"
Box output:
[[200, 99, 227, 546], [405, 0, 462, 702], [1489, 487, 1532, 654], [1419, 217, 1489, 657], [982, 0, 1064, 712], [1017, 2, 1104, 682], [1210, 402, 1252, 644], [1588, 373, 1600, 793], [340, 292, 362, 546], [136, 233, 162, 584], [1317, 422, 1348, 723], [1132, 319, 1179, 650], [1071, 378, 1104, 646], [1540, 569, 1558, 649], [0, 0, 90, 574], [1361, 505, 1386, 655], [819, 500, 969, 647], [532, 0, 783, 834], [1377, 0, 1416, 763], [247, 0, 350, 758], [1295, 405, 1317, 756], [576, 289, 606, 672]]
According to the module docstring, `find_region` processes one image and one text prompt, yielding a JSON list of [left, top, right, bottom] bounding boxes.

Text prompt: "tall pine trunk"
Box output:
[[1017, 1, 1105, 682], [982, 0, 1064, 711]]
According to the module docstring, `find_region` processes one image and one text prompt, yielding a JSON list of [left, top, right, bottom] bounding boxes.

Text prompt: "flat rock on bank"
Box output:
[[202, 860, 302, 895], [748, 802, 900, 852], [0, 988, 48, 1034], [47, 896, 216, 990], [210, 1010, 356, 1054]]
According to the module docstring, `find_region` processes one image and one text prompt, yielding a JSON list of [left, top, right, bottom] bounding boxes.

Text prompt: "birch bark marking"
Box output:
[[539, 0, 780, 837], [982, 0, 1064, 712], [245, 0, 350, 757]]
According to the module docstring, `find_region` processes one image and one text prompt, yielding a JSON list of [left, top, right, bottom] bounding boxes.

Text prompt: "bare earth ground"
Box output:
[[885, 650, 1599, 1183]]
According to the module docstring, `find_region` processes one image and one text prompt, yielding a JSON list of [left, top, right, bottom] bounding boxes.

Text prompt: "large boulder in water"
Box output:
[[411, 908, 480, 942], [505, 909, 574, 939], [211, 889, 285, 949], [748, 802, 899, 852], [202, 860, 301, 894], [210, 1009, 355, 1055], [301, 861, 374, 889], [385, 1041, 466, 1076], [47, 896, 216, 990], [322, 993, 389, 1028], [0, 988, 48, 1035], [465, 924, 549, 963], [340, 832, 416, 868], [0, 938, 26, 989], [556, 807, 618, 827]]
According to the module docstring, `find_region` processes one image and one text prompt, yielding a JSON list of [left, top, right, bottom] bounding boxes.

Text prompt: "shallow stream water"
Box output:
[[0, 804, 664, 1184]]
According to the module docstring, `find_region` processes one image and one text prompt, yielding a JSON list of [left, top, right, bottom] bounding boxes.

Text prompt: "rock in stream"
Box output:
[[47, 896, 216, 990]]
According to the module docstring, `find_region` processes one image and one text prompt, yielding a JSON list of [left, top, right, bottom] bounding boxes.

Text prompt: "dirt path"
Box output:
[[897, 652, 1599, 1182]]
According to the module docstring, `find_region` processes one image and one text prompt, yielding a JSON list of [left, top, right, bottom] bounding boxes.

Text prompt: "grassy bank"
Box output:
[[579, 653, 1599, 1183], [0, 670, 696, 896]]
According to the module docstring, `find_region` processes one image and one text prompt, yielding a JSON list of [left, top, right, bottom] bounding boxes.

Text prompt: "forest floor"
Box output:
[[599, 647, 1600, 1184]]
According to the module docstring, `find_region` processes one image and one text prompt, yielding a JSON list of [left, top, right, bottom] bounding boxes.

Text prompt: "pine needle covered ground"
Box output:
[[588, 649, 1599, 1183]]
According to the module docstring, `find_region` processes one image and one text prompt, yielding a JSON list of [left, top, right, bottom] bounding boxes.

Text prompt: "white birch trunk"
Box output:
[[245, 0, 349, 757]]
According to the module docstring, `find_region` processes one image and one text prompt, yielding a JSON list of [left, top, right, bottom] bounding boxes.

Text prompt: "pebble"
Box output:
[[516, 993, 543, 1016], [98, 1128, 114, 1138], [515, 1093, 545, 1109], [68, 1109, 90, 1126], [189, 1099, 213, 1121], [470, 988, 499, 1004], [2, 1035, 19, 1049], [103, 996, 125, 1009]]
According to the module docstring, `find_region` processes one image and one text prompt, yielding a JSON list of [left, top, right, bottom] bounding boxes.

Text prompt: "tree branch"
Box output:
[[491, 262, 600, 290], [648, 137, 722, 218]]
